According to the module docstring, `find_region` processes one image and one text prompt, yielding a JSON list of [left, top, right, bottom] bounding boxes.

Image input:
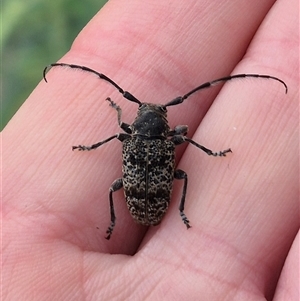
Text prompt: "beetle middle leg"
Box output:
[[183, 137, 232, 156], [72, 133, 130, 151], [170, 126, 232, 156], [105, 178, 123, 240], [174, 169, 191, 229]]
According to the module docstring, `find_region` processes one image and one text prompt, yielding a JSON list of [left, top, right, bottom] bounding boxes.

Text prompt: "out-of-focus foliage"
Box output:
[[2, 0, 108, 130]]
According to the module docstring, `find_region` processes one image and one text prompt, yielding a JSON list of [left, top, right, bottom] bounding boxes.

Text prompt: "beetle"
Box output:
[[43, 63, 287, 239]]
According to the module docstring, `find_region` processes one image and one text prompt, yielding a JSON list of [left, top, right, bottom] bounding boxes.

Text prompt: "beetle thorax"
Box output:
[[131, 103, 169, 138]]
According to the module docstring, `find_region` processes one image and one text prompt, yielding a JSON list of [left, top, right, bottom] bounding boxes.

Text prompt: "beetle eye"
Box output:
[[139, 104, 148, 110], [159, 106, 167, 113]]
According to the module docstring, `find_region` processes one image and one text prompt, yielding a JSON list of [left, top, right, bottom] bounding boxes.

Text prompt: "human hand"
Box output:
[[3, 0, 298, 300]]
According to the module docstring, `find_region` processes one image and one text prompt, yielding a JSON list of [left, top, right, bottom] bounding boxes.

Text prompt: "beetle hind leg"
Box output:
[[105, 178, 123, 240], [174, 169, 191, 229]]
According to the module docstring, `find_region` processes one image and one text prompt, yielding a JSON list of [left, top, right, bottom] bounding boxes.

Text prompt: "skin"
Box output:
[[2, 0, 299, 300]]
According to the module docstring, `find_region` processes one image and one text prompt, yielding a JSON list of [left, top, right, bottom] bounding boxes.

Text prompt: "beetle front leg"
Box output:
[[106, 97, 131, 134], [105, 178, 123, 240], [174, 169, 191, 229]]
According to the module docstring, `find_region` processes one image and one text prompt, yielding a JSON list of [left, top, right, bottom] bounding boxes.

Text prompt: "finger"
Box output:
[[68, 0, 285, 253], [143, 0, 298, 299], [273, 231, 299, 301]]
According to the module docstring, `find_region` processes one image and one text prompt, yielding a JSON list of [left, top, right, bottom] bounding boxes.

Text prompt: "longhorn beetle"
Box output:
[[43, 63, 287, 239]]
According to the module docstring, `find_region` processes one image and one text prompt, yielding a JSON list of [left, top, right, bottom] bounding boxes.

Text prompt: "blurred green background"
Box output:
[[2, 0, 108, 130]]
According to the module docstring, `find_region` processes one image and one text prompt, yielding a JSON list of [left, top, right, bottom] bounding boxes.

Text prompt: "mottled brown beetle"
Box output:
[[43, 63, 287, 239]]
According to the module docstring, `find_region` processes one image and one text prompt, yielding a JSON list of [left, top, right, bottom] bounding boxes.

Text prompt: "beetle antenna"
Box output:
[[165, 73, 288, 107], [43, 63, 142, 105]]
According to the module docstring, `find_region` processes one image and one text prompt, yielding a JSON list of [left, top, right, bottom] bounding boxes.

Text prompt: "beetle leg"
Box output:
[[105, 178, 123, 240], [72, 133, 130, 151], [174, 169, 191, 229], [168, 125, 188, 136], [106, 97, 132, 134], [172, 135, 232, 157]]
